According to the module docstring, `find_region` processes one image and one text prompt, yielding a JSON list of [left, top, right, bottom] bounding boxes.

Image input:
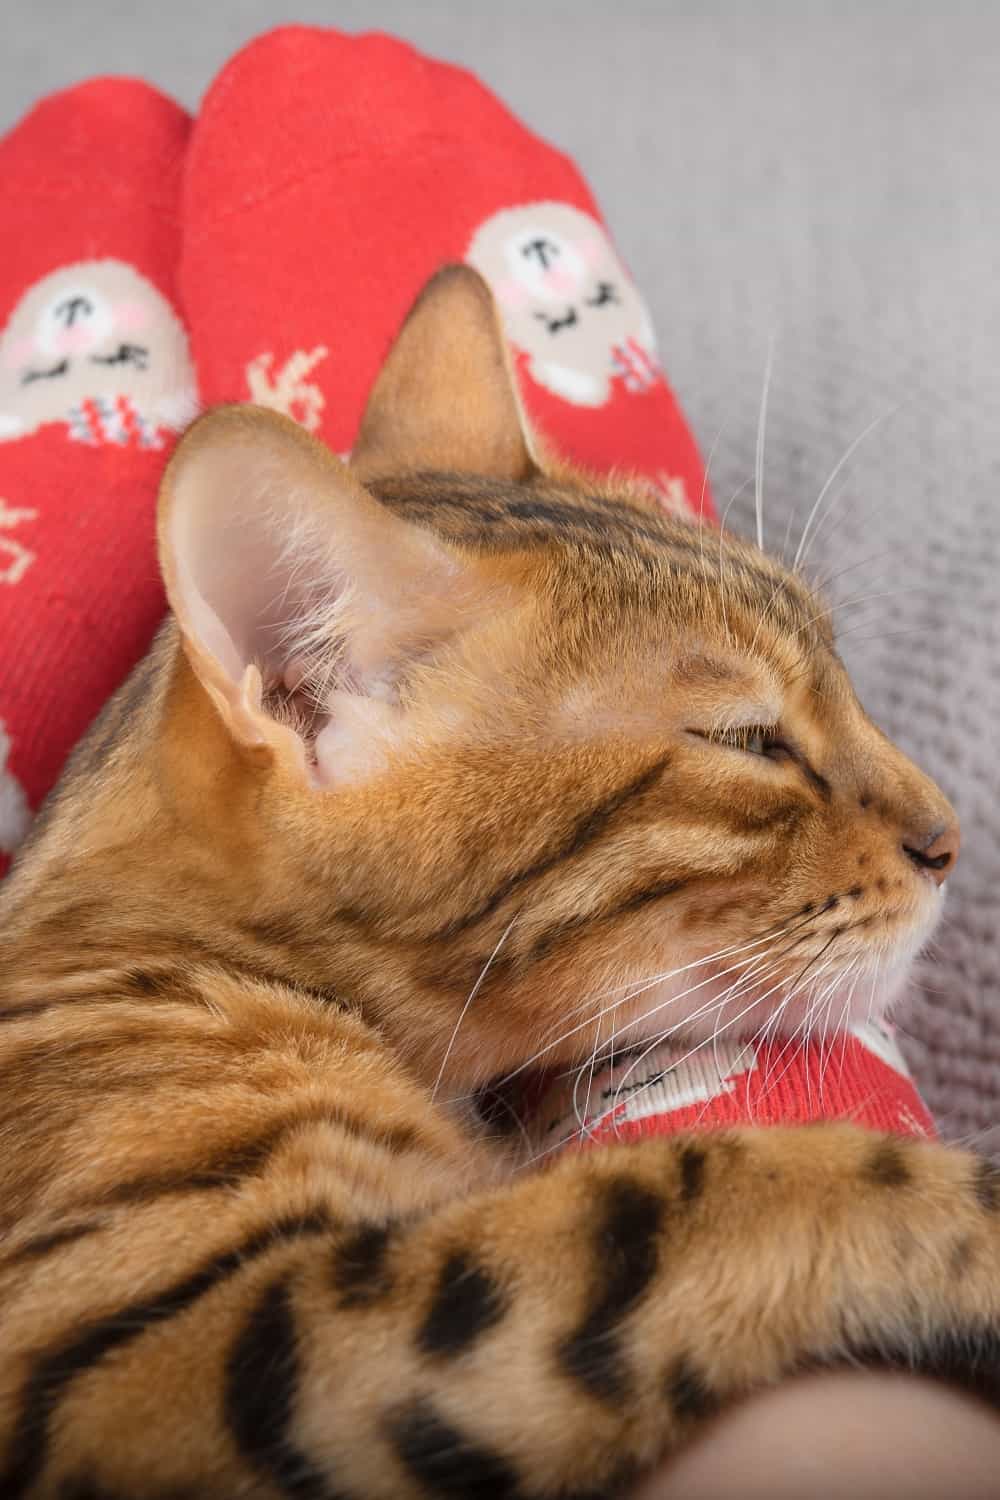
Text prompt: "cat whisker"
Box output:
[[566, 956, 782, 1141], [718, 476, 754, 647], [805, 964, 854, 1115], [752, 955, 842, 1112], [606, 963, 795, 1125], [572, 1010, 605, 1146], [793, 406, 899, 572], [485, 919, 804, 1094], [528, 949, 770, 1092], [793, 584, 935, 642], [535, 915, 804, 1043], [591, 942, 785, 1065], [526, 933, 776, 1069], [833, 624, 938, 648], [744, 993, 796, 1126], [594, 912, 822, 1060], [605, 952, 796, 1118], [754, 334, 776, 552], [806, 547, 899, 600], [512, 936, 833, 1170], [697, 420, 726, 556], [431, 914, 518, 1102], [831, 972, 860, 1095]]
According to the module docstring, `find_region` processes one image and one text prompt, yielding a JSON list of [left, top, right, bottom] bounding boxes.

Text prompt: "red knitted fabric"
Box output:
[[527, 1021, 936, 1160], [181, 26, 712, 523], [0, 80, 195, 876]]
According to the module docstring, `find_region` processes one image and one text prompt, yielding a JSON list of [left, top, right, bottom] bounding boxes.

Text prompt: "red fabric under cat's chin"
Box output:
[[525, 1021, 936, 1157]]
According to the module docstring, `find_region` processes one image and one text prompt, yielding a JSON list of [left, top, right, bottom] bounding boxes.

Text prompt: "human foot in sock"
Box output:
[[182, 25, 711, 518], [0, 79, 195, 874]]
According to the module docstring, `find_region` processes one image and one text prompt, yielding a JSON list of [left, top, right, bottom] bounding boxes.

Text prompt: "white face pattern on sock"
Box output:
[[530, 1019, 922, 1157], [466, 201, 660, 408], [0, 259, 198, 445], [0, 718, 30, 855]]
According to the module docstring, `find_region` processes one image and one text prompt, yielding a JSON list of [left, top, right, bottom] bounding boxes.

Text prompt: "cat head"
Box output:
[[4, 267, 958, 1092], [466, 202, 659, 406], [0, 259, 197, 442]]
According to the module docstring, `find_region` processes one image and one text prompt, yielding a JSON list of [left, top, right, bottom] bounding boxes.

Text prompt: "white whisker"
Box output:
[[485, 920, 803, 1094], [431, 915, 518, 1102], [754, 334, 776, 552], [793, 407, 898, 572]]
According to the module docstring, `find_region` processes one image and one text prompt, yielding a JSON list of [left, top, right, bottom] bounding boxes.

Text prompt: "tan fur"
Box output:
[[0, 267, 992, 1500]]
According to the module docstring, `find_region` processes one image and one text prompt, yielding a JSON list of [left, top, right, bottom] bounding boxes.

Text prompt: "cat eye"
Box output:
[[719, 725, 788, 758], [737, 728, 772, 756], [693, 725, 787, 760]]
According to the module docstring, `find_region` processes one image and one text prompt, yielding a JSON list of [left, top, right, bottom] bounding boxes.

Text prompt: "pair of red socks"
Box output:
[[0, 27, 933, 1144], [0, 26, 711, 876]]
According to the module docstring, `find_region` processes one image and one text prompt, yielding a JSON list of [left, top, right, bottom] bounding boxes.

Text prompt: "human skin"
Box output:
[[630, 1372, 1000, 1499]]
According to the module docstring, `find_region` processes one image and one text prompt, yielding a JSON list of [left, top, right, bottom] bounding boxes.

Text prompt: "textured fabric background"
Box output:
[[3, 0, 997, 1140]]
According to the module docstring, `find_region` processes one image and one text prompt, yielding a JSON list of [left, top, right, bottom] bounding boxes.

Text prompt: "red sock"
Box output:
[[181, 26, 712, 521], [525, 1020, 937, 1159], [0, 80, 195, 875]]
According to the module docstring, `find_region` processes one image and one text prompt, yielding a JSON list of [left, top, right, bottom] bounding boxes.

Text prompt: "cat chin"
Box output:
[[0, 410, 25, 440], [610, 952, 918, 1055]]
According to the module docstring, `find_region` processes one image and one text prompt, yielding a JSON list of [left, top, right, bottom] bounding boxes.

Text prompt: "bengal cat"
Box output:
[[0, 267, 995, 1500]]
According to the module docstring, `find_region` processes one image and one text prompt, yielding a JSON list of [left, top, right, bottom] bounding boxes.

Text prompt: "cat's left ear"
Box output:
[[157, 404, 505, 785], [352, 264, 540, 481]]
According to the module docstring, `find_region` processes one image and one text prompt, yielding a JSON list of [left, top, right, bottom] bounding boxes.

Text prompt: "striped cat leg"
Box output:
[[3, 1125, 996, 1497]]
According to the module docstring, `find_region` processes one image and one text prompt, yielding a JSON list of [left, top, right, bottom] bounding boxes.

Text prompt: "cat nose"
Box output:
[[901, 822, 961, 886]]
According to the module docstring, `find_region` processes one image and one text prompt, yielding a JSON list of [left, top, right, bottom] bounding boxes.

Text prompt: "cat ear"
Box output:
[[157, 404, 495, 784], [352, 264, 539, 481]]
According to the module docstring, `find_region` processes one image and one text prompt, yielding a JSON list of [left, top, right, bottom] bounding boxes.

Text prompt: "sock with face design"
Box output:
[[0, 79, 196, 875], [181, 25, 712, 522]]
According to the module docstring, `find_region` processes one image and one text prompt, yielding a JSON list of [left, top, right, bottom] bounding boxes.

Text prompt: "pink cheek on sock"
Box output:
[[542, 266, 578, 297], [50, 325, 95, 356], [2, 337, 34, 371], [113, 301, 150, 333], [494, 277, 530, 310], [575, 235, 614, 277]]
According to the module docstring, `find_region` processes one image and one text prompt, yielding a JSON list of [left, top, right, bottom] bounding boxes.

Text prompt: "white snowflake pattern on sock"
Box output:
[[0, 497, 38, 586]]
